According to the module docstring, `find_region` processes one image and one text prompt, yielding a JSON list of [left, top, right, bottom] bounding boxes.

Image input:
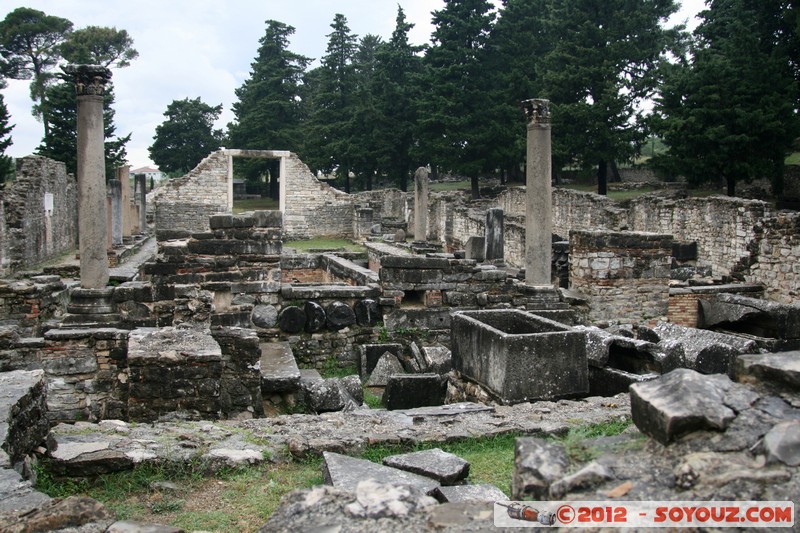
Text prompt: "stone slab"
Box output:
[[630, 369, 741, 445], [366, 352, 405, 387], [384, 374, 447, 410], [383, 448, 469, 485], [511, 437, 568, 500], [736, 351, 800, 389], [434, 484, 507, 503], [260, 342, 301, 393], [322, 451, 439, 495]]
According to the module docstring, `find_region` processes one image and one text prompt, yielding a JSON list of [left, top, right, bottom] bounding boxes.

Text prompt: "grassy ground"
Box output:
[[34, 418, 632, 532], [232, 197, 279, 213], [283, 238, 365, 252]]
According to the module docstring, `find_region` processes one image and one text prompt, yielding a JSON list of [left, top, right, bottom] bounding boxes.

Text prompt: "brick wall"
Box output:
[[570, 230, 672, 324]]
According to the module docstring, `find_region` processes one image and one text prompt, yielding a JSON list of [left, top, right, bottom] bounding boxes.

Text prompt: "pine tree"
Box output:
[[301, 14, 359, 192], [539, 0, 680, 194], [350, 34, 382, 190], [416, 0, 496, 199], [654, 0, 800, 196], [228, 20, 310, 197], [37, 74, 130, 179], [149, 98, 223, 174], [373, 6, 422, 191], [0, 91, 14, 184]]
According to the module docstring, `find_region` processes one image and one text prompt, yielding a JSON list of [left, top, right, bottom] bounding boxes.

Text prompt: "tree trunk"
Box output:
[[726, 176, 736, 197], [343, 164, 350, 194], [470, 175, 480, 200], [597, 159, 608, 196], [269, 159, 279, 201]]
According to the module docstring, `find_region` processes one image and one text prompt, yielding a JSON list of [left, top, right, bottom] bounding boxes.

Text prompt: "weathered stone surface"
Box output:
[[451, 310, 588, 403], [303, 301, 326, 332], [383, 448, 469, 485], [511, 437, 568, 500], [323, 451, 439, 495], [762, 421, 800, 466], [260, 342, 300, 393], [0, 370, 48, 463], [107, 521, 186, 533], [0, 467, 51, 514], [653, 321, 758, 376], [589, 366, 660, 397], [326, 301, 356, 330], [384, 374, 447, 410], [699, 293, 800, 340], [464, 236, 485, 262], [278, 306, 306, 333], [736, 351, 800, 389], [303, 376, 363, 413], [354, 299, 381, 327], [0, 495, 114, 533], [422, 346, 452, 374], [346, 479, 437, 520], [366, 352, 406, 387], [360, 344, 403, 377], [251, 304, 278, 329], [434, 484, 507, 503], [630, 369, 741, 445], [549, 461, 614, 498]]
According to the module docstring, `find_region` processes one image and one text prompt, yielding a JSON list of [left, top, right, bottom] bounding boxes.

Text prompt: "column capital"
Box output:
[[63, 64, 112, 96], [522, 98, 551, 126]]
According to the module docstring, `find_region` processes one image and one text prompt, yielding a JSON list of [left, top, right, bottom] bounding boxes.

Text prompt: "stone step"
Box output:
[[260, 342, 301, 393]]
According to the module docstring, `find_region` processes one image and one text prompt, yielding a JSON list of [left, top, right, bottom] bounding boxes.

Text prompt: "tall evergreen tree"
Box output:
[[416, 0, 496, 199], [149, 98, 223, 174], [484, 0, 549, 183], [302, 14, 359, 192], [350, 34, 382, 190], [0, 90, 14, 184], [37, 26, 137, 178], [539, 0, 680, 194], [37, 74, 130, 178], [0, 7, 73, 138], [373, 6, 422, 191], [654, 0, 800, 196], [228, 20, 310, 197]]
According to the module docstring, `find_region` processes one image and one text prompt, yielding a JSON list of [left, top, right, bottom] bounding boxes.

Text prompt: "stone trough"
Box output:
[[451, 309, 588, 403]]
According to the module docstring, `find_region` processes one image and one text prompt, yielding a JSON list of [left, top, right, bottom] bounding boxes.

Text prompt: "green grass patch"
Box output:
[[35, 457, 323, 532], [232, 197, 279, 213], [785, 152, 800, 166], [284, 238, 365, 252], [363, 388, 383, 409], [429, 180, 471, 191], [318, 355, 358, 379]]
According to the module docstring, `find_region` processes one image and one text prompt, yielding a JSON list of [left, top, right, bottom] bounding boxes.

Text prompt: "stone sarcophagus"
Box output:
[[451, 310, 588, 403]]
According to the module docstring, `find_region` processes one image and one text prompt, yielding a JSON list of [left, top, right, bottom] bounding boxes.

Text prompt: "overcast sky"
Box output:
[[2, 0, 706, 169]]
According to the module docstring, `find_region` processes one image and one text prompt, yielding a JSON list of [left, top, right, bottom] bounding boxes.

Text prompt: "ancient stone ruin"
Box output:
[[0, 93, 798, 531]]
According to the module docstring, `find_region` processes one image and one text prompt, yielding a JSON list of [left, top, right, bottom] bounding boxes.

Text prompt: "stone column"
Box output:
[[108, 178, 123, 246], [523, 98, 552, 286], [117, 166, 132, 238], [135, 174, 147, 233], [413, 167, 429, 241], [66, 64, 111, 289], [484, 208, 504, 263]]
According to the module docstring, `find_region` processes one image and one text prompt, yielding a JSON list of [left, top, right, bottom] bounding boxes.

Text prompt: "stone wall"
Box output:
[[151, 151, 230, 237], [0, 276, 67, 337], [0, 156, 78, 275], [570, 230, 672, 324], [281, 154, 354, 239], [748, 211, 800, 303]]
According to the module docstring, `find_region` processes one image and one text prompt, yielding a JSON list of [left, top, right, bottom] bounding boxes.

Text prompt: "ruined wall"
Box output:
[[151, 151, 229, 237], [570, 230, 672, 324], [748, 211, 800, 303], [0, 156, 78, 275], [282, 154, 355, 239]]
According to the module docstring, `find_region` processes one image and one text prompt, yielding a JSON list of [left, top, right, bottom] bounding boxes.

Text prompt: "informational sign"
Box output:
[[44, 193, 54, 216]]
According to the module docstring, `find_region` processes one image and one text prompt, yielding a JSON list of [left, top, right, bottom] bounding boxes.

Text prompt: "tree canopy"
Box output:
[[149, 97, 223, 174], [653, 0, 800, 196]]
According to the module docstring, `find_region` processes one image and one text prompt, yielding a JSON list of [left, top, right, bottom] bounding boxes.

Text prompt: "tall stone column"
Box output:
[[523, 98, 552, 286], [66, 64, 111, 289], [413, 167, 429, 241]]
